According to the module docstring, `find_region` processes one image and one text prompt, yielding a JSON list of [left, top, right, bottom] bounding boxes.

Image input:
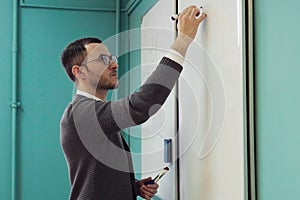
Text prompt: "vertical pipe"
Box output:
[[11, 0, 20, 200], [114, 0, 120, 103], [116, 0, 120, 55]]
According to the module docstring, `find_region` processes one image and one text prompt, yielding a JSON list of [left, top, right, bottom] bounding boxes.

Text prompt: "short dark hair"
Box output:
[[60, 37, 102, 82]]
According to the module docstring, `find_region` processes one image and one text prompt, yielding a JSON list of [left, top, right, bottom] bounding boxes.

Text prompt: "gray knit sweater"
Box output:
[[60, 57, 182, 200]]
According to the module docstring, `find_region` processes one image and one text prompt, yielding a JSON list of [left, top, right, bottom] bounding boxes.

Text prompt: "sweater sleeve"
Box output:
[[73, 57, 182, 138]]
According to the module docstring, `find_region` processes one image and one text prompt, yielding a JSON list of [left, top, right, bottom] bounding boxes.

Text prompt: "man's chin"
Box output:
[[98, 80, 119, 90], [107, 83, 118, 90]]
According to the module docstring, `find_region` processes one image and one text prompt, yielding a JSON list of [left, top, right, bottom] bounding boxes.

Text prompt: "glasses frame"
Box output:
[[84, 54, 118, 66]]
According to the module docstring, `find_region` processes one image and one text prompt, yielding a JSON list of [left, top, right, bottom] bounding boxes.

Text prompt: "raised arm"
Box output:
[[72, 6, 207, 138]]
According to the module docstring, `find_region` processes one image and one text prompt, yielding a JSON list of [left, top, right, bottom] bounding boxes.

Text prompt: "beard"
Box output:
[[87, 68, 119, 90], [97, 77, 118, 90]]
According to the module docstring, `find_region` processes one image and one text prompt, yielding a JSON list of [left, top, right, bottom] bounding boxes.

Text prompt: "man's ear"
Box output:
[[72, 65, 86, 80]]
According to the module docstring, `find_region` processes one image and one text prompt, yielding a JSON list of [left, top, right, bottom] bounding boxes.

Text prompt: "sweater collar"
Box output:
[[76, 90, 105, 102]]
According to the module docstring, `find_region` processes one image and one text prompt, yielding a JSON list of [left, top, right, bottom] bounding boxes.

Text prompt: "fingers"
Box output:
[[145, 183, 159, 189], [141, 183, 159, 193], [196, 12, 207, 24], [181, 5, 207, 21], [180, 5, 196, 20], [191, 6, 200, 18], [140, 185, 157, 198], [184, 5, 197, 16], [190, 6, 207, 23], [140, 183, 159, 199]]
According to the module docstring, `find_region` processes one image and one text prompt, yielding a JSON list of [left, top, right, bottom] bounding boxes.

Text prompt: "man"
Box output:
[[60, 5, 206, 200]]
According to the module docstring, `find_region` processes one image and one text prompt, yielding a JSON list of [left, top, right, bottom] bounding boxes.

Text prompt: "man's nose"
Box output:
[[108, 61, 118, 70]]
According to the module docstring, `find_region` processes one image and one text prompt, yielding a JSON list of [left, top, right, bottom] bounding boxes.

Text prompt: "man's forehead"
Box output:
[[85, 43, 110, 57]]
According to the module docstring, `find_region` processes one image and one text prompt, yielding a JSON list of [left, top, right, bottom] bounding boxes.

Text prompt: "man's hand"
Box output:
[[138, 177, 159, 200], [172, 5, 207, 56], [177, 5, 207, 40]]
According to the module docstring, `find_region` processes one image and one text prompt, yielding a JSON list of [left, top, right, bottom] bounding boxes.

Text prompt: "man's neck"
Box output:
[[77, 85, 107, 101], [94, 89, 107, 100]]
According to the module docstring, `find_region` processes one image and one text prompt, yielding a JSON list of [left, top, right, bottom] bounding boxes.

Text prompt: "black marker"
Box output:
[[144, 167, 169, 185]]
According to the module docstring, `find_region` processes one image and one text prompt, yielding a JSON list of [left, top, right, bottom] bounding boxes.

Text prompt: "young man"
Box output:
[[60, 5, 206, 200]]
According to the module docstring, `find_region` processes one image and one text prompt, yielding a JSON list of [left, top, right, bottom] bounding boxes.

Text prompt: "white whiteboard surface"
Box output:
[[140, 0, 246, 199], [178, 0, 245, 200]]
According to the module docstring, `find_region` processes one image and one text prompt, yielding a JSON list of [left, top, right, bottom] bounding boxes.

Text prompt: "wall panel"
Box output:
[[255, 1, 300, 199], [0, 0, 13, 199], [0, 1, 117, 199]]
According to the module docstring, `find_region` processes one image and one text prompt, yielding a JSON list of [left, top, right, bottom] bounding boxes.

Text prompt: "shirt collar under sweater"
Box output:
[[76, 90, 105, 102]]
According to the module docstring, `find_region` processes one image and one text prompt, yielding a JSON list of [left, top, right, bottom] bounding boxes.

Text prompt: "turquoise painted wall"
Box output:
[[0, 0, 13, 199], [0, 0, 161, 199], [18, 7, 117, 200], [254, 1, 300, 199], [0, 0, 124, 199]]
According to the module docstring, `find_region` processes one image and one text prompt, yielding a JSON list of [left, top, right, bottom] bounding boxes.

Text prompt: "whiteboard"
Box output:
[[178, 0, 246, 199], [140, 0, 246, 199]]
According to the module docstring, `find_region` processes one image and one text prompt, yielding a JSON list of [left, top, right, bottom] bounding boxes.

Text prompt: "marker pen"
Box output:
[[171, 6, 204, 21], [144, 167, 169, 185]]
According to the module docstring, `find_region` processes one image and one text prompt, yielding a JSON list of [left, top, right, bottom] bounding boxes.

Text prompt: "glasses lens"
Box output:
[[99, 55, 118, 65], [111, 56, 118, 64], [100, 55, 110, 65]]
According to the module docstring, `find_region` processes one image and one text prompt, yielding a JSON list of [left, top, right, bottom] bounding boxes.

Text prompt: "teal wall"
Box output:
[[0, 0, 13, 199], [0, 0, 161, 199], [18, 7, 117, 200], [254, 1, 300, 199]]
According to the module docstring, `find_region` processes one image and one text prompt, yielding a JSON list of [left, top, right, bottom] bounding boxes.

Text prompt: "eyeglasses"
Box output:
[[85, 54, 118, 65]]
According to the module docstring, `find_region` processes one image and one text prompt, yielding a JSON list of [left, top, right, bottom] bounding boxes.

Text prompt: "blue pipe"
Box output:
[[116, 0, 120, 56], [10, 0, 20, 200]]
